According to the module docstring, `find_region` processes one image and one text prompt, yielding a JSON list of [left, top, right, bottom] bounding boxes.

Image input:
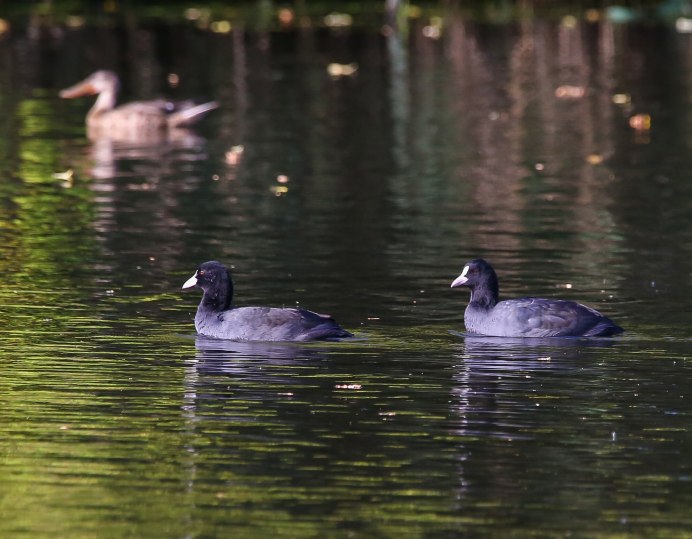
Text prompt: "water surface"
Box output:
[[1, 7, 691, 538]]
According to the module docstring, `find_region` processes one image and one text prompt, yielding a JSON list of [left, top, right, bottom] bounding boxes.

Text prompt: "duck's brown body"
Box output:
[[60, 71, 217, 142]]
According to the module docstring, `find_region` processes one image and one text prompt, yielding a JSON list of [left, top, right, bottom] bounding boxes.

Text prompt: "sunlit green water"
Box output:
[[1, 5, 692, 538]]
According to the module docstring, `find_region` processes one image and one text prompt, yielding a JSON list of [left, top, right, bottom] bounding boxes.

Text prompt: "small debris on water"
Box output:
[[52, 169, 74, 181], [335, 384, 362, 390], [167, 73, 180, 87], [676, 17, 692, 33], [422, 17, 443, 39], [278, 8, 294, 26], [211, 20, 232, 34], [53, 169, 74, 187], [270, 185, 289, 196], [327, 63, 358, 78], [324, 13, 353, 28], [629, 113, 651, 131], [225, 145, 244, 165], [555, 85, 585, 99], [561, 15, 578, 28]]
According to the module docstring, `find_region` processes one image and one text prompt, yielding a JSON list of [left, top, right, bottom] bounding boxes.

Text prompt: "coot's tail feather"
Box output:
[[297, 310, 353, 341], [584, 319, 624, 337]]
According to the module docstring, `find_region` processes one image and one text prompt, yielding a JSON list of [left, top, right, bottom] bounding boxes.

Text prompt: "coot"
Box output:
[[450, 258, 623, 337], [182, 261, 353, 341]]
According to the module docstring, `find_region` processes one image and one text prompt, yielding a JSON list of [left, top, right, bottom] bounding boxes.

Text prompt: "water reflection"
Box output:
[[179, 336, 465, 536], [183, 334, 340, 429], [84, 133, 211, 180], [457, 333, 618, 359], [450, 333, 625, 527], [192, 334, 330, 366], [450, 333, 623, 448]]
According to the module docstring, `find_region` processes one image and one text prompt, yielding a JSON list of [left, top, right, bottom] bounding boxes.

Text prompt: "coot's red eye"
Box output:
[[198, 270, 205, 276]]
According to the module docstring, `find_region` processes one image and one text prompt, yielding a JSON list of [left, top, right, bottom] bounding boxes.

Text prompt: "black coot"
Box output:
[[182, 261, 353, 341], [450, 258, 623, 337]]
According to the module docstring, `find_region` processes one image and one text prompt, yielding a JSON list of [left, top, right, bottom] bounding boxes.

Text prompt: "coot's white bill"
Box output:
[[182, 272, 198, 289]]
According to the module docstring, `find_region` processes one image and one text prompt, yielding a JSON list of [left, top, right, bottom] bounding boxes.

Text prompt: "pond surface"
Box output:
[[1, 6, 692, 538]]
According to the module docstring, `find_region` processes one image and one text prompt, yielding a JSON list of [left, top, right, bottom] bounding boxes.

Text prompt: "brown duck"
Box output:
[[60, 70, 218, 141]]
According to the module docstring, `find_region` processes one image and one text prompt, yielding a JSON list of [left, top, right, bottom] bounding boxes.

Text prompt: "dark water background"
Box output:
[[1, 4, 692, 537]]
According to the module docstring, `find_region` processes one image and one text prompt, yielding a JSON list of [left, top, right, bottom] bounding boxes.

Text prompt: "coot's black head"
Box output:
[[450, 258, 499, 305], [182, 260, 233, 310]]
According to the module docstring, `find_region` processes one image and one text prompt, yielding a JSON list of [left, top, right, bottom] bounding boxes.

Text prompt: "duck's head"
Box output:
[[60, 70, 120, 99]]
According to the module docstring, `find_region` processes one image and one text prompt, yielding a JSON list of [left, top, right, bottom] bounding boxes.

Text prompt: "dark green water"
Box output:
[[1, 6, 692, 538]]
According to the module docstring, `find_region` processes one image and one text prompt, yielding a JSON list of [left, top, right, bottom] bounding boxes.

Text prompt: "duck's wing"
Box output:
[[167, 101, 219, 128]]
